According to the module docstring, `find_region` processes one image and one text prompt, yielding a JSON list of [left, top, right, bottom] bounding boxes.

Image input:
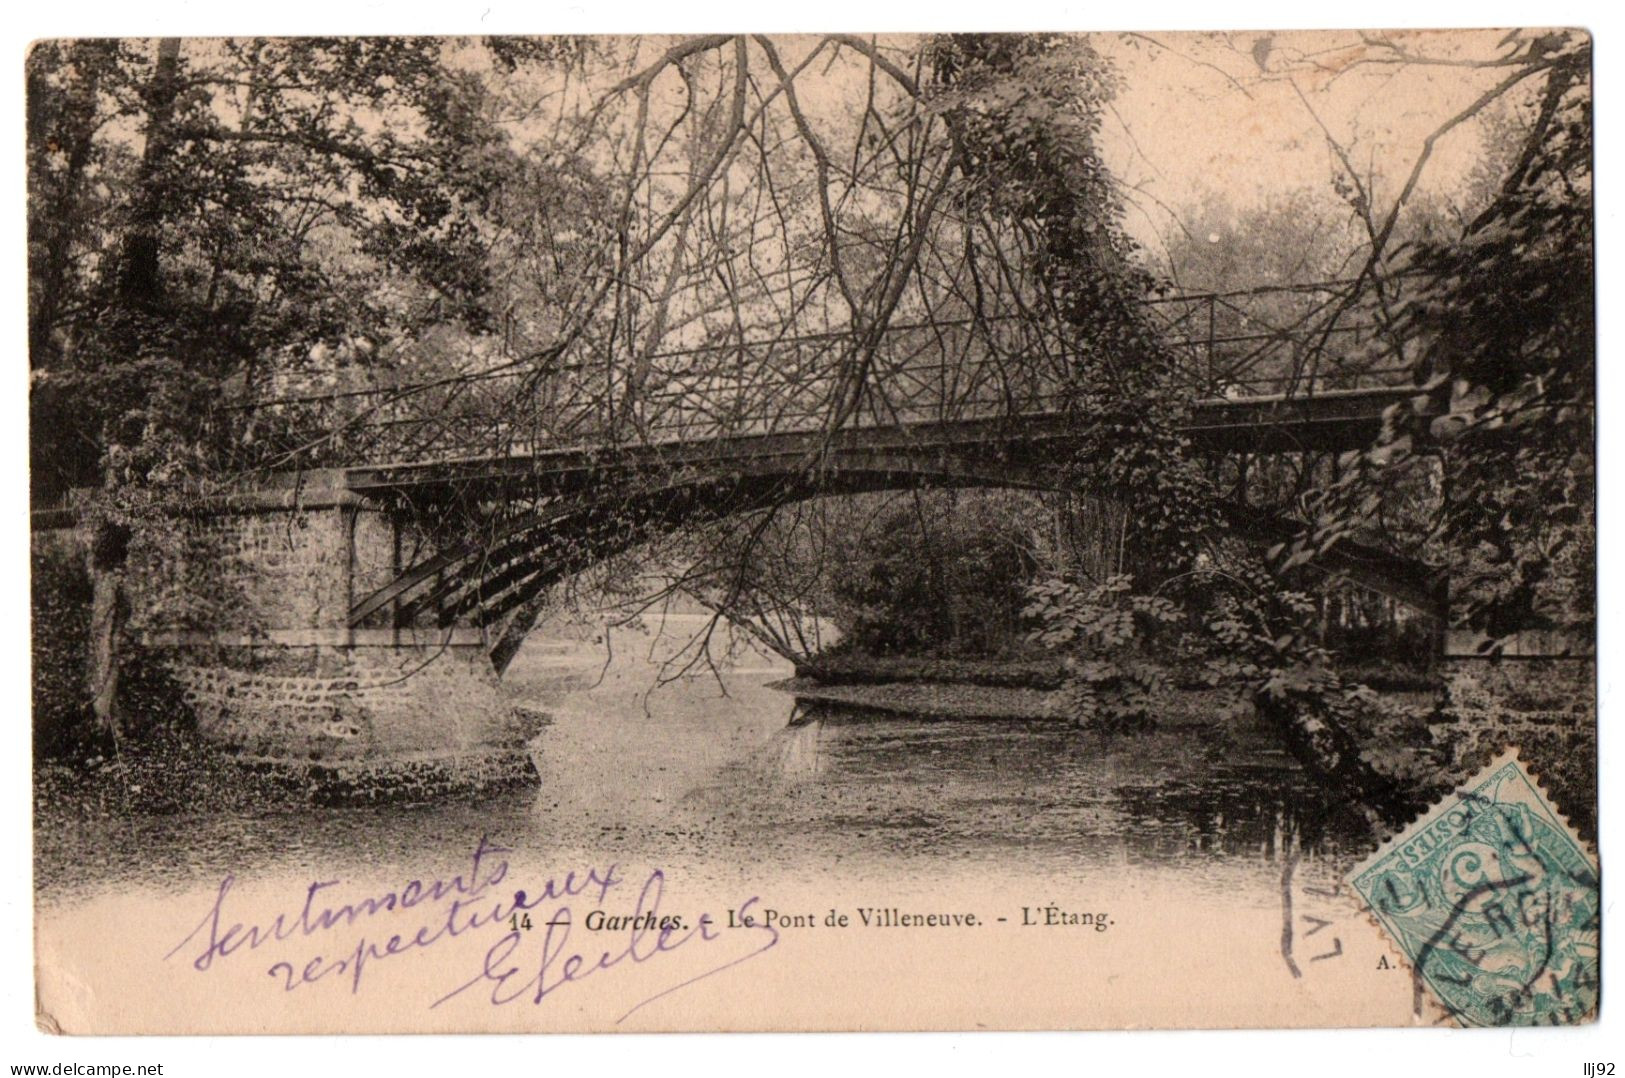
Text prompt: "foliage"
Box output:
[[1293, 33, 1593, 646], [1021, 567, 1337, 731], [826, 493, 1041, 657], [1199, 579, 1436, 820], [1150, 189, 1405, 399], [1020, 560, 1445, 822], [34, 723, 301, 823], [1402, 41, 1593, 640], [1007, 32, 1593, 820], [32, 537, 203, 759], [27, 37, 584, 496], [1434, 662, 1596, 838], [31, 547, 96, 760], [1022, 575, 1184, 731], [26, 34, 1594, 830], [928, 34, 1127, 300], [932, 39, 1228, 590], [1157, 189, 1367, 291], [935, 38, 1317, 734]]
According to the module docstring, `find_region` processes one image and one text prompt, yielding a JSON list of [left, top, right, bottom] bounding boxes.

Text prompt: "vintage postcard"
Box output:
[[27, 28, 1596, 1035]]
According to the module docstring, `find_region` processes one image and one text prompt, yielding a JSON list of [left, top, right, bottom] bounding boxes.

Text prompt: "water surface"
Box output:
[[36, 614, 1375, 902]]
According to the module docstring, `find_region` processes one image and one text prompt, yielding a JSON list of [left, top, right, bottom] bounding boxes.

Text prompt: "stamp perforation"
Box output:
[[1346, 747, 1600, 1027]]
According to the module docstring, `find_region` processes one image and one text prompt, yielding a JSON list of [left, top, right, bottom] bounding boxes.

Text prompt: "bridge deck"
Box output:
[[341, 386, 1427, 496]]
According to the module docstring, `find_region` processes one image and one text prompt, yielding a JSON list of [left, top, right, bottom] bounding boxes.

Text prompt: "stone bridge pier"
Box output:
[[131, 471, 543, 802]]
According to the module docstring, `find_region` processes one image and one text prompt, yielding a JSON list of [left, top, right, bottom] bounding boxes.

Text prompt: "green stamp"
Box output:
[[1350, 750, 1598, 1026]]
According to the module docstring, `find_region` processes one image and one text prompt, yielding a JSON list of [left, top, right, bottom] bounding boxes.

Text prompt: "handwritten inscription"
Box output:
[[165, 836, 778, 1022], [167, 841, 1121, 1022]]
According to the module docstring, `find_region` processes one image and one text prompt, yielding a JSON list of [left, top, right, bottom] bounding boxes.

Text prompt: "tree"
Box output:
[[27, 37, 584, 740], [823, 492, 1042, 656], [329, 33, 1193, 667], [27, 36, 584, 495], [1282, 32, 1592, 644], [1156, 188, 1367, 294], [1392, 34, 1592, 641]]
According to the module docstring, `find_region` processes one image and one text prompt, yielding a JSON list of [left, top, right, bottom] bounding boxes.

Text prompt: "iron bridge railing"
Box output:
[[220, 278, 1415, 472]]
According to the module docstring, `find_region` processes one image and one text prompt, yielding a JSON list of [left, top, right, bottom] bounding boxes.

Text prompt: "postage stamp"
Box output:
[[1349, 750, 1599, 1026]]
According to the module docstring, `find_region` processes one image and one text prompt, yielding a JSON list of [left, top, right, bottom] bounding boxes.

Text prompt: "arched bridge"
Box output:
[[36, 279, 1449, 678], [331, 386, 1442, 673], [31, 279, 1452, 793]]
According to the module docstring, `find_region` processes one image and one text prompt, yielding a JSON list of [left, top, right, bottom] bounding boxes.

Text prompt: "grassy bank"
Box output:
[[774, 675, 1252, 728], [794, 653, 1067, 690], [772, 676, 1059, 720]]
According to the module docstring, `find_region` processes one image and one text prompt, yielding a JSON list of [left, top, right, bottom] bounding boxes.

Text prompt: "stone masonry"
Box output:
[[127, 472, 542, 800]]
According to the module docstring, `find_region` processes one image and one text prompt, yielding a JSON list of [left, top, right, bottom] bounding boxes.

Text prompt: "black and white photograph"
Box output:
[[20, 20, 1600, 1052]]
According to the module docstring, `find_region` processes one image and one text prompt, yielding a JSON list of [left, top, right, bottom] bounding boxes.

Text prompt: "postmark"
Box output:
[[1349, 750, 1598, 1026]]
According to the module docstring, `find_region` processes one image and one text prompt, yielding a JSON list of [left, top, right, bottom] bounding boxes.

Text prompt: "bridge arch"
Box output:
[[345, 445, 1441, 674]]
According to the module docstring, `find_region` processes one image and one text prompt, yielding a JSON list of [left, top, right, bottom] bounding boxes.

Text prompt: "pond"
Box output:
[[37, 614, 1375, 903]]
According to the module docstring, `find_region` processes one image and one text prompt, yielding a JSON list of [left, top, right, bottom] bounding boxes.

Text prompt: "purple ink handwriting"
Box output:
[[165, 835, 777, 1019]]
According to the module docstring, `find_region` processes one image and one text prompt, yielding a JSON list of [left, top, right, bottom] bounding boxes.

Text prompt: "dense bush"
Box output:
[[827, 493, 1039, 657], [31, 546, 97, 760]]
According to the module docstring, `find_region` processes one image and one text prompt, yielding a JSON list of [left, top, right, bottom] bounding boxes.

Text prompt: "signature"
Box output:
[[434, 870, 781, 1023], [164, 836, 778, 1021]]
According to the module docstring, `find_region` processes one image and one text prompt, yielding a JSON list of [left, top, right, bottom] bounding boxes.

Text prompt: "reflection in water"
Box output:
[[769, 717, 825, 780], [36, 616, 1375, 902], [677, 703, 1371, 880]]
